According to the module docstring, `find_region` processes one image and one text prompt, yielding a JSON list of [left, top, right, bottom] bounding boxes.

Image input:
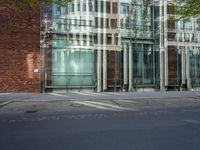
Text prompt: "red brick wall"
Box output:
[[168, 46, 177, 86], [107, 51, 122, 87], [0, 5, 41, 92]]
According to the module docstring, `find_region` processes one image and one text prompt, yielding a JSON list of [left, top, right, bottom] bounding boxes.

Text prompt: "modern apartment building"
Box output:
[[0, 0, 200, 92]]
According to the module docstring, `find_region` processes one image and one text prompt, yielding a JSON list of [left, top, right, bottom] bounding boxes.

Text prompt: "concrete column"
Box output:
[[181, 49, 186, 85], [165, 48, 168, 86], [103, 49, 107, 91], [123, 44, 128, 85], [185, 47, 191, 90], [159, 0, 165, 91], [97, 50, 102, 92], [102, 1, 107, 91], [129, 43, 133, 90], [160, 50, 165, 91], [163, 0, 168, 86]]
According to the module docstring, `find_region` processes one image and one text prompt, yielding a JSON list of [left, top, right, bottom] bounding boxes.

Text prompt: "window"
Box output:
[[112, 2, 118, 14], [81, 20, 86, 26], [89, 20, 93, 26], [83, 3, 87, 11], [94, 33, 97, 44], [65, 5, 69, 13], [111, 19, 117, 28], [95, 0, 98, 12], [95, 17, 98, 28], [106, 2, 110, 13], [52, 50, 95, 86], [106, 34, 112, 44], [114, 33, 118, 45], [89, 2, 93, 12], [106, 18, 109, 28], [83, 40, 87, 46], [95, 1, 105, 13], [100, 1, 104, 13], [95, 18, 104, 28], [56, 6, 61, 15], [120, 4, 129, 14], [133, 44, 154, 85], [100, 33, 104, 44], [77, 3, 80, 11], [74, 19, 77, 26], [71, 4, 74, 12], [100, 18, 104, 28]]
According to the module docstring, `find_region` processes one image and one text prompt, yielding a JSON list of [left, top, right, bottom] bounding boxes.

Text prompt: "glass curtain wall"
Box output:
[[52, 2, 95, 88], [189, 48, 200, 88], [176, 19, 200, 90], [132, 0, 153, 39], [41, 0, 161, 91], [129, 0, 156, 88], [133, 44, 154, 86]]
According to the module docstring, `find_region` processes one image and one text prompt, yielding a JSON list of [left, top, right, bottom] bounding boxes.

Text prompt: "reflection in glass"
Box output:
[[133, 44, 154, 85], [52, 50, 95, 86]]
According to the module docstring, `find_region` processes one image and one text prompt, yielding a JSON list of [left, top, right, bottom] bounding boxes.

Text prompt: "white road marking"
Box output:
[[73, 101, 119, 111], [107, 93, 123, 95], [50, 93, 69, 98], [73, 101, 134, 111], [74, 92, 107, 97], [85, 101, 131, 110], [183, 119, 200, 124], [73, 92, 94, 96], [88, 93, 108, 96], [117, 100, 139, 103]]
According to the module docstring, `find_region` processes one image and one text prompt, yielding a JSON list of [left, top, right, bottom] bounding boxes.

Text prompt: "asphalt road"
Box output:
[[0, 105, 200, 150]]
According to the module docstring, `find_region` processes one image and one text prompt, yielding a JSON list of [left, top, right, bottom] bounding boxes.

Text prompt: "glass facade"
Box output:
[[50, 1, 96, 88], [189, 48, 200, 88], [133, 44, 154, 86], [40, 0, 200, 92], [52, 50, 95, 87]]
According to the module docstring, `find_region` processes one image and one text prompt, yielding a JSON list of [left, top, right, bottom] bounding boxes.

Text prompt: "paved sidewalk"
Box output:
[[0, 91, 200, 102], [0, 91, 200, 115]]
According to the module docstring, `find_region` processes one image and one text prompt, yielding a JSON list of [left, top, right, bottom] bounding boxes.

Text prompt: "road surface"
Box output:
[[0, 104, 200, 150]]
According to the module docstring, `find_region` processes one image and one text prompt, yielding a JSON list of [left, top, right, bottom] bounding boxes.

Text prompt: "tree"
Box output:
[[0, 0, 72, 9], [176, 0, 200, 21]]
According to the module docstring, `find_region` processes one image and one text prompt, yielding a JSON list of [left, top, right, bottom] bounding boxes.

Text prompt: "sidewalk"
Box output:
[[0, 91, 200, 115], [0, 91, 200, 102]]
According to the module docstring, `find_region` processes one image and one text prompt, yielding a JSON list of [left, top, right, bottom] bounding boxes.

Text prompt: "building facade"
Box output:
[[40, 0, 200, 92], [0, 0, 200, 92]]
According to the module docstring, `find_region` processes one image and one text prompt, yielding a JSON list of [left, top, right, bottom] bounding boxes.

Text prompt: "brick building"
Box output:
[[0, 4, 41, 92]]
